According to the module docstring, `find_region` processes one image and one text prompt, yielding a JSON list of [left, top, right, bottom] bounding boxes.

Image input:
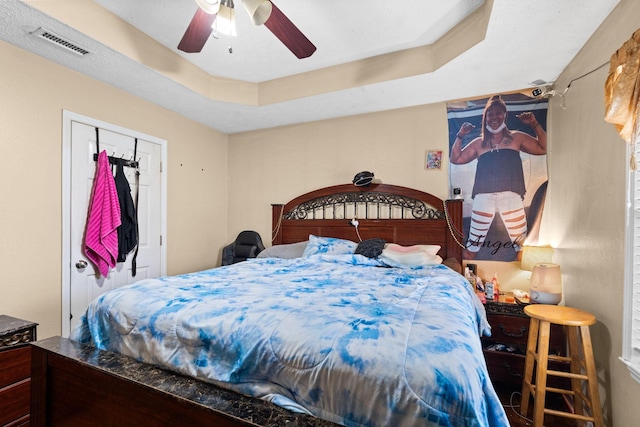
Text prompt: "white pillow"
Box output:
[[384, 243, 441, 255], [379, 243, 443, 267], [302, 235, 357, 257]]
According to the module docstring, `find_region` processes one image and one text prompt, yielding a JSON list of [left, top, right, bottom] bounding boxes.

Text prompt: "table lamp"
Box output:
[[529, 263, 562, 304], [520, 245, 554, 271]]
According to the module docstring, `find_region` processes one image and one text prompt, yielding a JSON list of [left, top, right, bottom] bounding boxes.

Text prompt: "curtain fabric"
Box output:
[[605, 28, 640, 144]]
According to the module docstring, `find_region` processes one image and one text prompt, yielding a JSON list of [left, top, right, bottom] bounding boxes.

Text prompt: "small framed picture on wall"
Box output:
[[425, 150, 442, 170]]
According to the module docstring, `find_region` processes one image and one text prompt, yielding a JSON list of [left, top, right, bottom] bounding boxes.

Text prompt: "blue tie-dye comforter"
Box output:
[[73, 254, 509, 426]]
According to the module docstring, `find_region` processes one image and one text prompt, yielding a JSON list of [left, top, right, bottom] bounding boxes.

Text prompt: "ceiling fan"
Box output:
[[178, 0, 316, 59]]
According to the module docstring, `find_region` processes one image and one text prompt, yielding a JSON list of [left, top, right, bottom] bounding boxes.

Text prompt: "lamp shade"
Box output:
[[529, 263, 562, 304], [521, 245, 554, 271], [243, 0, 272, 25], [196, 0, 221, 14]]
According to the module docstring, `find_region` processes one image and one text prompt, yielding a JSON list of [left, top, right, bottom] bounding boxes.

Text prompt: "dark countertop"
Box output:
[[0, 314, 38, 348], [0, 314, 38, 335], [484, 300, 528, 317], [32, 336, 341, 427]]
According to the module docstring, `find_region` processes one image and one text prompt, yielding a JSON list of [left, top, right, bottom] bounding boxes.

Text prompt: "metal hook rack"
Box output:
[[93, 127, 139, 169]]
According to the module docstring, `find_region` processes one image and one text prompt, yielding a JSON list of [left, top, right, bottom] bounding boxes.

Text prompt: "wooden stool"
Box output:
[[520, 304, 603, 427]]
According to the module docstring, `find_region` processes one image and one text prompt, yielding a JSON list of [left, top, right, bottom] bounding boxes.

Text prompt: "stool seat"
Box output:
[[520, 304, 603, 427], [524, 304, 596, 327]]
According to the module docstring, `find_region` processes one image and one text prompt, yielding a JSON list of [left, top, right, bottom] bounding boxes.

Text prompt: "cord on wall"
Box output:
[[558, 60, 609, 109], [350, 219, 362, 242]]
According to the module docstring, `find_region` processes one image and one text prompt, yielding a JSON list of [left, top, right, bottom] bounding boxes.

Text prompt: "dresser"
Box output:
[[482, 301, 566, 389], [0, 315, 38, 427]]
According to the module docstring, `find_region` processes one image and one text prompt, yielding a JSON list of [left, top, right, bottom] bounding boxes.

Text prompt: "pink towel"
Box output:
[[84, 150, 121, 277]]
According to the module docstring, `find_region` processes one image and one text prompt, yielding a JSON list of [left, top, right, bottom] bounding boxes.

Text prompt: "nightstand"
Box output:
[[482, 301, 566, 389], [0, 315, 38, 427]]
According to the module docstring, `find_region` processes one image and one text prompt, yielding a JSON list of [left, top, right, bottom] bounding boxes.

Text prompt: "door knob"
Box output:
[[76, 260, 88, 269]]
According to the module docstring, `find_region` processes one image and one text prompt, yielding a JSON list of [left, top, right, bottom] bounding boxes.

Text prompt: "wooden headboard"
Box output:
[[271, 183, 463, 262]]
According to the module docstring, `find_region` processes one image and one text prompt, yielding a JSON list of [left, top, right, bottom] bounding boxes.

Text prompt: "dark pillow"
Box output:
[[355, 238, 386, 258]]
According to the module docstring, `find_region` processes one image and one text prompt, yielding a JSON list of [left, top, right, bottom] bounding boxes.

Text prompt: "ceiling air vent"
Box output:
[[30, 27, 90, 56]]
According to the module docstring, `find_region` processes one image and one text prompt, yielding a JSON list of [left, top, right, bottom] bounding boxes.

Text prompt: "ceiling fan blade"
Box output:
[[178, 8, 217, 53], [264, 3, 316, 59]]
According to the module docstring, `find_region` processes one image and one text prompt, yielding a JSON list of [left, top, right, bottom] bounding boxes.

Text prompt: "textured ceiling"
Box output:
[[96, 0, 485, 82], [0, 0, 621, 134]]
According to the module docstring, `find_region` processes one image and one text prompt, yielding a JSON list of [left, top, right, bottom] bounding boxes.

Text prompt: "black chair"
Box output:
[[221, 231, 265, 266]]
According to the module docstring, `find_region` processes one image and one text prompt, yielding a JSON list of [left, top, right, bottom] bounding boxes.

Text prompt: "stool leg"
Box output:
[[520, 317, 539, 417], [581, 325, 604, 427], [567, 326, 585, 418], [532, 320, 551, 427]]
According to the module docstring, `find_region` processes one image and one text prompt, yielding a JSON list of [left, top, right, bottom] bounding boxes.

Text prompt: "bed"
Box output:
[[33, 183, 508, 427]]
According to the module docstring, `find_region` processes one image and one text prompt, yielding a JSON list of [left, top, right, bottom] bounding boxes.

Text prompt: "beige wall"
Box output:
[[546, 0, 640, 425], [228, 104, 452, 241], [0, 41, 229, 339]]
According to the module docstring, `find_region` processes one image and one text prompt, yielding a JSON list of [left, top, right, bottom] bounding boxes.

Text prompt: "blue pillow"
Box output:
[[302, 235, 357, 257]]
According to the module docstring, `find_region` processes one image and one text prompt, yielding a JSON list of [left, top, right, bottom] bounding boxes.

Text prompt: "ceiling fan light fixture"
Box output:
[[213, 0, 237, 37], [195, 0, 221, 14], [243, 0, 272, 26]]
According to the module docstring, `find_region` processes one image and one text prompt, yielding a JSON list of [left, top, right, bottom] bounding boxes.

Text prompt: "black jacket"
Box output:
[[114, 162, 137, 262]]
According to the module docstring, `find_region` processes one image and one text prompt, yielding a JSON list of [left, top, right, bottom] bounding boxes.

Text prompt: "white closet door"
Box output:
[[67, 119, 163, 335]]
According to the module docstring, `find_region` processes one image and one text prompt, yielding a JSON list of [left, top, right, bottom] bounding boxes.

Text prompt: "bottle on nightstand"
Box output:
[[491, 273, 500, 301], [475, 278, 487, 303], [485, 278, 494, 300], [464, 267, 475, 292]]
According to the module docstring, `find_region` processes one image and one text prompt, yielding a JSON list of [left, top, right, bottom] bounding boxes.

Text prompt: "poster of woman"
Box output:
[[447, 93, 549, 261]]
